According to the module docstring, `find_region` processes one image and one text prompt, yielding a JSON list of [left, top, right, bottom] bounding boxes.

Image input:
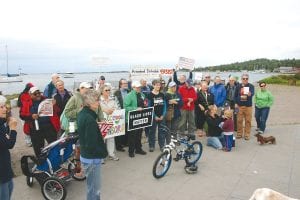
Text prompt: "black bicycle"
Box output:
[[152, 126, 203, 179]]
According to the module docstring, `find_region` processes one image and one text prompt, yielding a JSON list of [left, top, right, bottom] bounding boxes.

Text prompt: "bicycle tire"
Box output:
[[152, 151, 172, 179], [41, 177, 67, 200], [185, 141, 203, 165]]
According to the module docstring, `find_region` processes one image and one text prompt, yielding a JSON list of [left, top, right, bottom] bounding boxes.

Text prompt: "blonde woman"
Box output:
[[99, 84, 120, 161]]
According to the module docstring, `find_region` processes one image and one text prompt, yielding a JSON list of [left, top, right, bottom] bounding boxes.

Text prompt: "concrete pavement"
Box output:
[[12, 124, 300, 200]]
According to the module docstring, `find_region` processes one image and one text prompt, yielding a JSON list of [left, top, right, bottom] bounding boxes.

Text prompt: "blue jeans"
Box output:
[[255, 107, 270, 132], [207, 136, 224, 149], [82, 161, 102, 200], [0, 179, 13, 200], [149, 120, 167, 149], [223, 134, 233, 151]]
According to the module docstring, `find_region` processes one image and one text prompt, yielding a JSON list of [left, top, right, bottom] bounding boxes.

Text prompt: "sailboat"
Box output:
[[0, 45, 23, 83]]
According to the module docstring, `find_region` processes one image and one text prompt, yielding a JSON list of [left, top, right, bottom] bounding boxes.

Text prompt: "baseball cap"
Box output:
[[79, 82, 93, 89], [29, 86, 40, 94], [100, 75, 105, 80], [132, 80, 142, 88], [168, 81, 177, 88], [186, 78, 193, 85]]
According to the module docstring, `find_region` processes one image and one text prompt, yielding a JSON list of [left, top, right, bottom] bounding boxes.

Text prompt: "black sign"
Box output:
[[128, 107, 154, 131]]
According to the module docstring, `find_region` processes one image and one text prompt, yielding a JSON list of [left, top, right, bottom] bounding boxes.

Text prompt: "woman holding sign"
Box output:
[[99, 84, 120, 161]]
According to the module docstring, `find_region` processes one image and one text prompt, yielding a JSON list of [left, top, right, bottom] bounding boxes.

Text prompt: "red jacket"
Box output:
[[19, 92, 33, 134], [178, 85, 197, 111]]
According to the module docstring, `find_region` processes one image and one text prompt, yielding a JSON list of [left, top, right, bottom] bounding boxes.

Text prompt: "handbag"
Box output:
[[166, 105, 174, 121]]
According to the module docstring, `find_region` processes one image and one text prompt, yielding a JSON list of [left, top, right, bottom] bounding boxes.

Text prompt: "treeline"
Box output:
[[195, 58, 300, 72]]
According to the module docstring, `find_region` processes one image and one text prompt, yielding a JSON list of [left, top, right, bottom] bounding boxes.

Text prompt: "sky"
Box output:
[[0, 0, 300, 73]]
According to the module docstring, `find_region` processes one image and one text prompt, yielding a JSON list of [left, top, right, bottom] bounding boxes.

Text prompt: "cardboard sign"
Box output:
[[130, 66, 173, 81], [99, 109, 126, 139], [194, 72, 203, 81], [177, 57, 195, 70], [38, 99, 53, 117], [127, 107, 154, 131]]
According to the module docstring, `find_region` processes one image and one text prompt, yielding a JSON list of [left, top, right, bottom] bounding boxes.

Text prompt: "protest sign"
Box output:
[[130, 66, 173, 81], [128, 107, 154, 131], [194, 72, 203, 81], [38, 99, 53, 117], [98, 109, 126, 139], [177, 57, 195, 70]]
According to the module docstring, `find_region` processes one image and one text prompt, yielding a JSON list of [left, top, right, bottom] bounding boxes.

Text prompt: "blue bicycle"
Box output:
[[152, 126, 203, 179]]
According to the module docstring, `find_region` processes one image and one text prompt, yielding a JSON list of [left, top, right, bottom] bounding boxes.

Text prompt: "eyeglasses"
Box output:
[[205, 76, 210, 78], [260, 85, 266, 87], [242, 78, 248, 80], [105, 89, 111, 92], [33, 92, 40, 96]]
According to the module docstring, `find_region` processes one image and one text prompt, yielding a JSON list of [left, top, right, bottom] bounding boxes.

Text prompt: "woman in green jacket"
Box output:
[[77, 90, 108, 200], [254, 82, 274, 134]]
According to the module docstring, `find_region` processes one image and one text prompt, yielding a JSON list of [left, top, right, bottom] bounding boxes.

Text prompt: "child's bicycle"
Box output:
[[152, 126, 203, 179]]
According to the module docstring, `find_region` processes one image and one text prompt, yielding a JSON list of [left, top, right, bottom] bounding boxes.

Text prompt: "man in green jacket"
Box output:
[[124, 81, 147, 157], [77, 89, 108, 200]]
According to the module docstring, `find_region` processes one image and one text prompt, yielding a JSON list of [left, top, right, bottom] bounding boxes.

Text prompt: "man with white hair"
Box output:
[[0, 95, 18, 200], [44, 73, 60, 98]]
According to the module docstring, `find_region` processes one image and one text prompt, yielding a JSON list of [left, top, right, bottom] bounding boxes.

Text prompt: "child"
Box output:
[[221, 110, 234, 151]]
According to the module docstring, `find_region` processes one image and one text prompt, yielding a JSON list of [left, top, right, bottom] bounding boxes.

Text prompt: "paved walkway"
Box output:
[[12, 124, 300, 200]]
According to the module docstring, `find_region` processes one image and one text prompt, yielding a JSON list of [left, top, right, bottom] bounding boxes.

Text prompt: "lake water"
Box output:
[[0, 71, 277, 95]]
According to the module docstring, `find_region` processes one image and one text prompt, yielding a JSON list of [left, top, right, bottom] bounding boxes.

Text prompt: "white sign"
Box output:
[[99, 109, 126, 139], [38, 99, 53, 117], [130, 66, 173, 81], [194, 72, 203, 81], [178, 57, 195, 70]]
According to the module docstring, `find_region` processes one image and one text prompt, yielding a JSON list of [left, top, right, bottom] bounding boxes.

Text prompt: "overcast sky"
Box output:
[[0, 0, 299, 73]]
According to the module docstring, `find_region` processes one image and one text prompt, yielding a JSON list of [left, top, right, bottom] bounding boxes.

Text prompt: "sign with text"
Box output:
[[38, 99, 53, 117], [194, 72, 203, 81], [99, 109, 126, 139], [177, 57, 195, 70], [128, 107, 154, 131], [130, 66, 173, 81]]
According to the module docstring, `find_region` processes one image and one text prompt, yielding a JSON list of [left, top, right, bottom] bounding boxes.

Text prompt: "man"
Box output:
[[113, 78, 130, 151], [0, 95, 18, 200], [28, 87, 58, 156], [53, 80, 72, 117], [203, 73, 212, 86], [43, 73, 60, 98], [124, 81, 147, 157], [177, 78, 197, 136], [225, 76, 239, 131], [235, 74, 254, 140], [96, 75, 106, 90], [209, 76, 227, 115], [173, 69, 193, 89]]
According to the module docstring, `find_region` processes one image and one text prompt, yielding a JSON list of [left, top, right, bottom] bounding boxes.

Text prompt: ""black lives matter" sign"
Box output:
[[128, 107, 154, 131]]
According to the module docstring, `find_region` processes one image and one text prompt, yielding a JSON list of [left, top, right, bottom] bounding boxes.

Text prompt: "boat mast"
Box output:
[[5, 45, 8, 75]]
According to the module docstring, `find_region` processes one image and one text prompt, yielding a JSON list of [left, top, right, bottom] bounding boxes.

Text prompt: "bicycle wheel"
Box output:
[[41, 177, 67, 200], [26, 175, 34, 187], [152, 152, 172, 179], [185, 141, 203, 165]]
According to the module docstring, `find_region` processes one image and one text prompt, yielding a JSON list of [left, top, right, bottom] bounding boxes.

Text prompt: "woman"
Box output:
[[254, 82, 274, 134], [165, 81, 183, 142], [0, 95, 18, 200], [206, 105, 224, 150], [77, 90, 108, 200], [99, 84, 120, 161], [195, 81, 214, 136]]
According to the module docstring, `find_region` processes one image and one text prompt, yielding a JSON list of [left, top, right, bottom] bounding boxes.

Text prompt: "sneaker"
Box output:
[[258, 130, 264, 134], [101, 159, 105, 164], [135, 149, 147, 155], [108, 155, 119, 161], [255, 128, 260, 131], [25, 135, 32, 147], [129, 152, 135, 158], [149, 147, 154, 152]]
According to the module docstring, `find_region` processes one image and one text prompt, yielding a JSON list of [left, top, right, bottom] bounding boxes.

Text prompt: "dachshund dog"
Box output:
[[249, 188, 298, 200], [254, 133, 276, 145]]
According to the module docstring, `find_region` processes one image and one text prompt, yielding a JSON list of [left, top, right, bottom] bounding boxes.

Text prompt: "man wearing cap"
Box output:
[[63, 82, 93, 177], [178, 78, 197, 136], [124, 81, 147, 157], [96, 76, 106, 91], [165, 81, 183, 142], [43, 73, 60, 98], [173, 69, 193, 89], [0, 95, 18, 200], [28, 87, 58, 156], [203, 73, 212, 86]]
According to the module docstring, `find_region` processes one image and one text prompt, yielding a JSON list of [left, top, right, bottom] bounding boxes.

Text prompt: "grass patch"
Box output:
[[260, 73, 300, 86]]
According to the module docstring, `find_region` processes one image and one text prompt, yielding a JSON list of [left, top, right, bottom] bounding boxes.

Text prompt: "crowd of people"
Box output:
[[0, 70, 275, 200]]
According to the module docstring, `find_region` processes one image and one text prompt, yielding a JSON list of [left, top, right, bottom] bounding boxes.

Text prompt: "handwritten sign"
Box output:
[[99, 109, 126, 139], [130, 66, 173, 81], [194, 72, 203, 81], [177, 57, 195, 70], [128, 107, 154, 131], [38, 99, 53, 117]]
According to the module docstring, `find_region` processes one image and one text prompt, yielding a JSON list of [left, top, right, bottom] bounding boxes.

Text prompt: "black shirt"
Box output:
[[148, 92, 165, 117]]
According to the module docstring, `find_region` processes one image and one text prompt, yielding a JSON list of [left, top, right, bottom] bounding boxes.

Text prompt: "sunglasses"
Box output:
[[105, 89, 111, 92], [242, 78, 248, 80], [33, 92, 41, 96]]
